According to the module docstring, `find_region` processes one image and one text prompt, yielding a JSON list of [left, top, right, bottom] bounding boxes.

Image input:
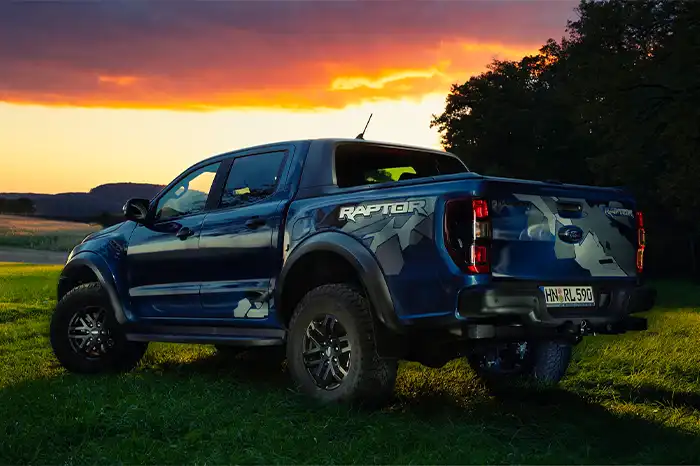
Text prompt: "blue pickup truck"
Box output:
[[50, 138, 655, 405]]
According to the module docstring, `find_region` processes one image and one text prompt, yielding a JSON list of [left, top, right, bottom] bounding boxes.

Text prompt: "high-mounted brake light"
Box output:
[[443, 197, 491, 274], [636, 211, 645, 274]]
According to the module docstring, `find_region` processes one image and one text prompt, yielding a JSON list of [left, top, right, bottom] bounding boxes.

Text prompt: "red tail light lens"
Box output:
[[468, 245, 490, 273], [636, 211, 645, 274], [472, 199, 489, 219]]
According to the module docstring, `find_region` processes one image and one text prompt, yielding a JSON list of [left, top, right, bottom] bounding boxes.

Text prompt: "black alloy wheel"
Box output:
[[302, 314, 352, 390], [66, 305, 115, 359]]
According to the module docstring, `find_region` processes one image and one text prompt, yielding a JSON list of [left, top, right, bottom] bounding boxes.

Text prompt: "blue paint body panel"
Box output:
[[58, 138, 643, 342]]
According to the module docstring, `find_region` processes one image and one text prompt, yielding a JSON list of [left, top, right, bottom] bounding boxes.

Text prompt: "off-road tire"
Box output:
[[468, 340, 572, 390], [286, 284, 397, 406], [50, 282, 148, 374], [529, 340, 573, 384]]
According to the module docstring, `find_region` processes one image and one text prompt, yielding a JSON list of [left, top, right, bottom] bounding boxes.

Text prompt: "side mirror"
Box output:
[[123, 198, 150, 223]]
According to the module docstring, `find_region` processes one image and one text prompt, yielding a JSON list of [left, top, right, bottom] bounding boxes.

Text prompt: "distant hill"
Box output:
[[0, 183, 164, 221]]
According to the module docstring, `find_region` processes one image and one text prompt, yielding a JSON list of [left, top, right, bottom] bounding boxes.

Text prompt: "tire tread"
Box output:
[[287, 283, 397, 406], [50, 282, 147, 374]]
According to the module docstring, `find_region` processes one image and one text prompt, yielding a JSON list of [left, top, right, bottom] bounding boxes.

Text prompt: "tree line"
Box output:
[[0, 197, 123, 228], [0, 198, 36, 215], [432, 0, 700, 278]]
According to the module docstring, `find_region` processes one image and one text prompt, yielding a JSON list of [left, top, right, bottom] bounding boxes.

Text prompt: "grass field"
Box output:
[[0, 215, 99, 252], [1, 263, 699, 464]]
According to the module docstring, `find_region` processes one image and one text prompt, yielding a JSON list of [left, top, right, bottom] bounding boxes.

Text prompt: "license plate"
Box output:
[[540, 286, 595, 307]]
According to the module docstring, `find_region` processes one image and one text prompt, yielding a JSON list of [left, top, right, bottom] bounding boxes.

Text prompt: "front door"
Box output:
[[198, 150, 291, 323], [126, 161, 221, 319]]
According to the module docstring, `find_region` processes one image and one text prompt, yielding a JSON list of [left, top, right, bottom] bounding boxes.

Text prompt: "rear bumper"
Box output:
[[456, 281, 655, 334]]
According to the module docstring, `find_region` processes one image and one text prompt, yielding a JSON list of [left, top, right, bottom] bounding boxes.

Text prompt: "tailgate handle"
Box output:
[[556, 201, 583, 218]]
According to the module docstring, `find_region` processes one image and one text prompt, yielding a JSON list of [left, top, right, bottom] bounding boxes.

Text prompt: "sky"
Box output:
[[0, 0, 577, 194]]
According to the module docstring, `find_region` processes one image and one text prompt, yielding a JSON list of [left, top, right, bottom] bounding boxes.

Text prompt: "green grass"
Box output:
[[1, 263, 699, 464]]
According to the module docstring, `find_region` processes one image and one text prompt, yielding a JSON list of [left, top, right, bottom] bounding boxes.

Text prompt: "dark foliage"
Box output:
[[0, 197, 36, 215]]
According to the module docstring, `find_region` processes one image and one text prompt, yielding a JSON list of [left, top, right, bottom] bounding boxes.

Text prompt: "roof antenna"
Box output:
[[355, 113, 373, 140]]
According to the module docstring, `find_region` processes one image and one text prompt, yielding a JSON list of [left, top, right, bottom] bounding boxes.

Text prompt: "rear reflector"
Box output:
[[468, 244, 490, 274]]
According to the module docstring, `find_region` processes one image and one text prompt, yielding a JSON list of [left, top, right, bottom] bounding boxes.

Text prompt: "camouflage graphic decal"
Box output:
[[338, 197, 435, 275], [233, 297, 270, 318], [492, 193, 636, 278]]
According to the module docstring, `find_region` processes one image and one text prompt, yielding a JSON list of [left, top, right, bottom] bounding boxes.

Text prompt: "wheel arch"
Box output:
[[276, 231, 403, 334], [58, 253, 128, 324]]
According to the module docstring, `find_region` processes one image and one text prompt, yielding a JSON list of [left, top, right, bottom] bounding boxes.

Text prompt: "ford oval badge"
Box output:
[[558, 225, 584, 244]]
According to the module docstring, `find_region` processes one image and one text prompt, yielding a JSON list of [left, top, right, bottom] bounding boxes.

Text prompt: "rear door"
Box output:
[[485, 179, 638, 283], [197, 148, 292, 322]]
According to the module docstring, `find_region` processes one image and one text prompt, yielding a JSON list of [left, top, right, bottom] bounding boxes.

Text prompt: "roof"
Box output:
[[194, 137, 451, 170]]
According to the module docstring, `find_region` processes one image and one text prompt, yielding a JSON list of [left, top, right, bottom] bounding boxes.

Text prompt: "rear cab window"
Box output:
[[334, 143, 468, 188]]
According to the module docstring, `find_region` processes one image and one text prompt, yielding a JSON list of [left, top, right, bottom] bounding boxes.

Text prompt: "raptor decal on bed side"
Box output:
[[338, 197, 435, 275], [339, 200, 428, 222], [286, 197, 436, 276]]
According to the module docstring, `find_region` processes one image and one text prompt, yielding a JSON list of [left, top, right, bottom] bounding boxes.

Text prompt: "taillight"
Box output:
[[636, 211, 645, 274], [444, 197, 491, 274], [472, 199, 489, 219]]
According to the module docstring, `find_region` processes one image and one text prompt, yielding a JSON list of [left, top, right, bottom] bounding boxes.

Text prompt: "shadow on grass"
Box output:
[[143, 346, 290, 387], [2, 351, 699, 464], [577, 379, 700, 411]]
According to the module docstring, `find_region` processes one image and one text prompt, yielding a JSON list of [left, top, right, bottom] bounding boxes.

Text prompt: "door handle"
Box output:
[[176, 227, 195, 240], [245, 217, 266, 229]]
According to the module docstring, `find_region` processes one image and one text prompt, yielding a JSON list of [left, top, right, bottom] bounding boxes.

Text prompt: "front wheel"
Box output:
[[286, 284, 397, 406], [50, 283, 148, 374], [468, 340, 572, 390]]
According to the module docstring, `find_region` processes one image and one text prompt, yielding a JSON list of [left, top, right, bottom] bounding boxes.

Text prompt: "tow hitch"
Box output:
[[561, 316, 648, 341]]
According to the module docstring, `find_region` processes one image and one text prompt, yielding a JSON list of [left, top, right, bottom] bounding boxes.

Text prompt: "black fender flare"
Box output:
[[277, 231, 404, 334], [59, 252, 128, 325]]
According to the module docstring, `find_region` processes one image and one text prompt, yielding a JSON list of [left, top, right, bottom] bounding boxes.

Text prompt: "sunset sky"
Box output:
[[1, 0, 577, 194]]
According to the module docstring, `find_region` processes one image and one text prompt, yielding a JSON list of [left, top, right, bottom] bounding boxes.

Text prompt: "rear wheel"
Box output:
[[286, 284, 397, 406], [468, 340, 572, 389], [50, 283, 148, 374]]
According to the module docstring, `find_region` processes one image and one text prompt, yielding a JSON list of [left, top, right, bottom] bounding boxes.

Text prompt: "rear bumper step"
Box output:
[[457, 282, 655, 330], [463, 315, 647, 340]]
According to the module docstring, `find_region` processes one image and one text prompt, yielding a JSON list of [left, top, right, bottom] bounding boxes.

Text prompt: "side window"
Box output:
[[219, 152, 286, 209], [154, 162, 221, 221]]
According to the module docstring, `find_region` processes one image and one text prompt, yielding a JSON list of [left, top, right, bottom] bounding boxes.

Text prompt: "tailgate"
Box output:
[[484, 178, 638, 282]]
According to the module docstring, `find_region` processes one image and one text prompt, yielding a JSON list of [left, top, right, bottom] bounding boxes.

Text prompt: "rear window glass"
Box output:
[[334, 143, 467, 188]]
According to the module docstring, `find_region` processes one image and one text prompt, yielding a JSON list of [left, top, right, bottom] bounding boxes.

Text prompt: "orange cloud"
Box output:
[[98, 76, 139, 86], [0, 1, 576, 111]]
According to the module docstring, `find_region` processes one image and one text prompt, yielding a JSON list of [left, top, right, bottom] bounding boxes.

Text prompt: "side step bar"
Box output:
[[125, 324, 285, 347]]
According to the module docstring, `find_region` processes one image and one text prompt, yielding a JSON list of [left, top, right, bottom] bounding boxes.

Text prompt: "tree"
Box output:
[[0, 197, 35, 215], [15, 198, 35, 215], [432, 0, 700, 233]]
